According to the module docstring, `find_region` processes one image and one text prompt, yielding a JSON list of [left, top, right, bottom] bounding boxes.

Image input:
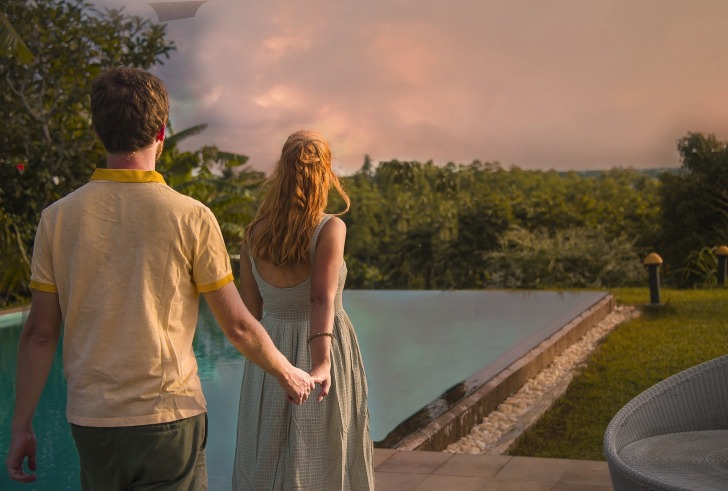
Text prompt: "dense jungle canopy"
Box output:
[[2, 0, 727, 307]]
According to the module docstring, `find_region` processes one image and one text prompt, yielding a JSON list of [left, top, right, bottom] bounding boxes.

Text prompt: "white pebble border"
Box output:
[[445, 304, 640, 455]]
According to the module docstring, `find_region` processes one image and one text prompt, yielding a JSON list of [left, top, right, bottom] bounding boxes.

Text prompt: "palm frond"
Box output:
[[216, 150, 249, 166], [0, 11, 34, 64], [165, 123, 208, 146]]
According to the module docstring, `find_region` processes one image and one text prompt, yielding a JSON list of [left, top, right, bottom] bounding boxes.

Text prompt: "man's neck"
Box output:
[[105, 143, 159, 171]]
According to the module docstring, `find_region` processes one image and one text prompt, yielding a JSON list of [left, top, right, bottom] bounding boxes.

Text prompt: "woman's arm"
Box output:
[[203, 283, 312, 404], [239, 243, 263, 320], [308, 216, 346, 401]]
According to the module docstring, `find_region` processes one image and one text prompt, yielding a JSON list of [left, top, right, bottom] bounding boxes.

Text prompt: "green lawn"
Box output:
[[508, 287, 728, 461]]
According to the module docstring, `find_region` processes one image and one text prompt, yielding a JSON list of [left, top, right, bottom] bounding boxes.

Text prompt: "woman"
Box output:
[[232, 130, 375, 490]]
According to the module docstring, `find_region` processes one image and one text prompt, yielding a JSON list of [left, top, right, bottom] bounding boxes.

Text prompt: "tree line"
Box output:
[[338, 147, 726, 291], [2, 0, 727, 307]]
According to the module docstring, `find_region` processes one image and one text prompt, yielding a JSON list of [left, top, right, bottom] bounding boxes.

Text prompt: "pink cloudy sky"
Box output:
[[93, 0, 728, 174]]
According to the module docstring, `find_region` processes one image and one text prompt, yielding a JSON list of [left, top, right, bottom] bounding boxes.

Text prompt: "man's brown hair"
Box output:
[[91, 67, 169, 153]]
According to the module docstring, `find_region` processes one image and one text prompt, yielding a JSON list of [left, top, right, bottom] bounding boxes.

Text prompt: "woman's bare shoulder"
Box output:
[[312, 216, 345, 255], [320, 215, 346, 240], [324, 215, 346, 231]]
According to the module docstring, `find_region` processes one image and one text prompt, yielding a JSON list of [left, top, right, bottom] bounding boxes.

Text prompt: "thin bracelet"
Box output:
[[307, 332, 334, 344]]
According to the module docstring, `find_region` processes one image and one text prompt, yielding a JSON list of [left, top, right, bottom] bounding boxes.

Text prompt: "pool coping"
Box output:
[[0, 305, 30, 316], [0, 305, 30, 329], [393, 293, 615, 451]]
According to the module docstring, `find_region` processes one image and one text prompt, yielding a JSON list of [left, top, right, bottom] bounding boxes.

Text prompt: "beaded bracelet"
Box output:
[[307, 332, 334, 344]]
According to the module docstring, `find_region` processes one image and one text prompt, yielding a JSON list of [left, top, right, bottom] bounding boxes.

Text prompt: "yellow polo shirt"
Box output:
[[30, 169, 233, 427]]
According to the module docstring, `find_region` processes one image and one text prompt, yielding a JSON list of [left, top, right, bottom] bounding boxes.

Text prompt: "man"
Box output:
[[5, 67, 314, 489]]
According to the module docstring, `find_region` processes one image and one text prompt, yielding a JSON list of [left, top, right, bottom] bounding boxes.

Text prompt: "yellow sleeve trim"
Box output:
[[30, 281, 58, 293], [197, 273, 234, 293]]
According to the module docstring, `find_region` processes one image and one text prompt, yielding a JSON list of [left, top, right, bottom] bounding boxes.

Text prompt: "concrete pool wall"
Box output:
[[393, 294, 615, 451]]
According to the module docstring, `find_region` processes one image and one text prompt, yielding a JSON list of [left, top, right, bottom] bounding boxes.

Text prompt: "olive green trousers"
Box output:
[[70, 413, 207, 491]]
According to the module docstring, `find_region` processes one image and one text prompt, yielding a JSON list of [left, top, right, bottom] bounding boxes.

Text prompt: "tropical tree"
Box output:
[[158, 123, 265, 254], [0, 0, 175, 306], [339, 158, 660, 291], [657, 133, 728, 286], [340, 159, 389, 288]]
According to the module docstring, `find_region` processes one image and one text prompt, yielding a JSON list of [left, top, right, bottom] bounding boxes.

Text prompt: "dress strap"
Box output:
[[309, 215, 332, 263]]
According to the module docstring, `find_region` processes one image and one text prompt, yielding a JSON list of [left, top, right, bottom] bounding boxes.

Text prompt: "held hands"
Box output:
[[276, 363, 331, 404], [280, 366, 315, 405], [309, 363, 331, 402], [6, 427, 38, 483]]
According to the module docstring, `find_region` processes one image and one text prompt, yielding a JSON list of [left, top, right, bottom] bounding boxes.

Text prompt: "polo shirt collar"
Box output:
[[91, 168, 167, 184]]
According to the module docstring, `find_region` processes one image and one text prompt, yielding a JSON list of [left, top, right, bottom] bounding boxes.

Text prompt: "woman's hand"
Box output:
[[309, 363, 332, 402]]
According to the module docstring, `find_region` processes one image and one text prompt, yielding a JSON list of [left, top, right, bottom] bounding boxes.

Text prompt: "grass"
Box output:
[[508, 287, 728, 461]]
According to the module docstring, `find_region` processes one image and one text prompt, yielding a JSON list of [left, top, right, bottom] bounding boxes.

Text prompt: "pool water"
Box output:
[[0, 289, 606, 490]]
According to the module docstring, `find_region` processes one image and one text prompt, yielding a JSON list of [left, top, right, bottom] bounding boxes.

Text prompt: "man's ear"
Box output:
[[156, 125, 166, 142]]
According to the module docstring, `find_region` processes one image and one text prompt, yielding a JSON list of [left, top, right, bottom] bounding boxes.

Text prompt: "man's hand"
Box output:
[[6, 427, 38, 483], [279, 366, 315, 405]]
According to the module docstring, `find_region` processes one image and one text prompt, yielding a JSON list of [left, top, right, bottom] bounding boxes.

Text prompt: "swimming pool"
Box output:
[[0, 289, 607, 490]]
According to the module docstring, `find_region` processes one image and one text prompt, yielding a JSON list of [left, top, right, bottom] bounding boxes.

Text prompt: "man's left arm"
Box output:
[[5, 290, 62, 483]]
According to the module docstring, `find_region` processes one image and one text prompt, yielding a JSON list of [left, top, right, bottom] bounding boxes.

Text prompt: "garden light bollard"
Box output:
[[644, 252, 663, 305], [717, 246, 728, 286]]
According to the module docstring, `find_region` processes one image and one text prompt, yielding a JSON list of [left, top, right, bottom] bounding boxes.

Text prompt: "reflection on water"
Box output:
[[0, 290, 606, 490]]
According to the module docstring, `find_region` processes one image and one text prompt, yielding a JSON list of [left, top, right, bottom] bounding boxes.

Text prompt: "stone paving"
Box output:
[[374, 449, 614, 490]]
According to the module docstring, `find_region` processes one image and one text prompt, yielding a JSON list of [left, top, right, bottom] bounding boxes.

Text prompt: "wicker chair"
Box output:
[[603, 355, 728, 490]]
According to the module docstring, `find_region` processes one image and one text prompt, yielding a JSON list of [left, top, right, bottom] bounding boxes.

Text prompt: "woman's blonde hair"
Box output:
[[245, 130, 350, 265]]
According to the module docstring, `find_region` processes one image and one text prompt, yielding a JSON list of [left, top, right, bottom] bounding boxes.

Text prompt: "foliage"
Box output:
[[1, 0, 174, 210], [0, 210, 32, 307], [656, 133, 728, 286], [341, 161, 660, 290], [0, 0, 174, 306], [157, 123, 265, 253], [0, 10, 34, 63], [509, 288, 728, 460], [678, 246, 718, 286], [484, 226, 645, 289]]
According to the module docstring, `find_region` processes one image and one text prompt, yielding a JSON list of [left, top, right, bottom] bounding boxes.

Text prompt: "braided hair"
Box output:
[[245, 130, 350, 265]]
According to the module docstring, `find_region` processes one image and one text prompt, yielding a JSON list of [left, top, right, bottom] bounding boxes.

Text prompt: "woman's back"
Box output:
[[251, 256, 311, 289], [247, 217, 347, 318]]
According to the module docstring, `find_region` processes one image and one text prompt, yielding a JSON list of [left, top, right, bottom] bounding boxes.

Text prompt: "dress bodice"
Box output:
[[250, 215, 347, 321]]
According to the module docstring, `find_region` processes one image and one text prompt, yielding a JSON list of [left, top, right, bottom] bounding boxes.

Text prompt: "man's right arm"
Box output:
[[6, 290, 62, 483], [202, 282, 313, 404]]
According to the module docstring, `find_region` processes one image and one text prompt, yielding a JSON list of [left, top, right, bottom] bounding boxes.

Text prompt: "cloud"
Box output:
[[93, 0, 728, 173]]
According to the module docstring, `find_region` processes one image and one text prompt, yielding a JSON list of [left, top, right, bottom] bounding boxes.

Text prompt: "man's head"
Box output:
[[91, 67, 169, 154]]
